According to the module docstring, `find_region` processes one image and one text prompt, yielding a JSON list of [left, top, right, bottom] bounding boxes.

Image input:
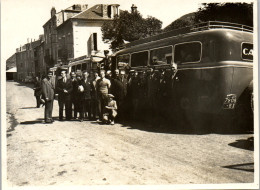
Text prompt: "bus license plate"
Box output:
[[223, 94, 236, 109]]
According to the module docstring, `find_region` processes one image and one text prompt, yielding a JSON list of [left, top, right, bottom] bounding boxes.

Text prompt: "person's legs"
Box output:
[[65, 98, 72, 120], [58, 99, 64, 120], [45, 101, 52, 123], [36, 96, 41, 108]]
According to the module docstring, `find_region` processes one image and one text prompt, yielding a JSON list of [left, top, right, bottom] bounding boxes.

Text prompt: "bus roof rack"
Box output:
[[124, 21, 253, 48]]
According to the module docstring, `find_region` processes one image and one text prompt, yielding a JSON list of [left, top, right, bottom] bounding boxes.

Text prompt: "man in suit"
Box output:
[[70, 71, 78, 119], [91, 72, 100, 121], [42, 72, 55, 123], [81, 70, 92, 120], [56, 70, 73, 121]]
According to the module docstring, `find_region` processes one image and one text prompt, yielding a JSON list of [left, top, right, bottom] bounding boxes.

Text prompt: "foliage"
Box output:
[[101, 10, 162, 51], [193, 3, 253, 26], [164, 3, 253, 32]]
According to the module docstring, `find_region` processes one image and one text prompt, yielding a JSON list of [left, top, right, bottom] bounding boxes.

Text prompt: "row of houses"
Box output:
[[6, 3, 137, 81]]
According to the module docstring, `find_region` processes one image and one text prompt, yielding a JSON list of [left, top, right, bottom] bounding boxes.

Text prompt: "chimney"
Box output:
[[131, 4, 137, 13], [102, 4, 108, 18], [51, 7, 56, 17]]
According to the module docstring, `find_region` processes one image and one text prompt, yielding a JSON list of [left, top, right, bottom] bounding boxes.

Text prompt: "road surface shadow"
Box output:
[[20, 107, 37, 109], [117, 116, 253, 135], [228, 137, 254, 151], [15, 82, 34, 89], [20, 117, 61, 125], [222, 162, 254, 172]]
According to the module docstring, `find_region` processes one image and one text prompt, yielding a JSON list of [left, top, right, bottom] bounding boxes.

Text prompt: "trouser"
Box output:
[[36, 96, 42, 108], [44, 100, 53, 122], [97, 93, 108, 120], [91, 98, 98, 119], [83, 99, 91, 119], [58, 98, 72, 120], [72, 98, 78, 118]]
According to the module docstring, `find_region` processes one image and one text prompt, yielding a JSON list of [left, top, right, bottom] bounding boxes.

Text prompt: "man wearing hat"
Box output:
[[99, 50, 111, 71], [42, 71, 55, 123], [56, 69, 73, 121]]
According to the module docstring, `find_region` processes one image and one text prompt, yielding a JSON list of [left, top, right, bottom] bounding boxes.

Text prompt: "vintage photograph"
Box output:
[[1, 0, 258, 189]]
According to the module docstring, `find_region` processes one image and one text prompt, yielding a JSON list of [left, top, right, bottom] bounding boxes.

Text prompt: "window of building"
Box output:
[[150, 46, 172, 65], [174, 42, 202, 64], [117, 54, 130, 69], [93, 33, 97, 51], [108, 5, 112, 18], [131, 51, 148, 67]]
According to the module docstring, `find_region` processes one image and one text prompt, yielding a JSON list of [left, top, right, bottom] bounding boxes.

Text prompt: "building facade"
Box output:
[[16, 38, 42, 81], [57, 4, 120, 65], [43, 4, 88, 69]]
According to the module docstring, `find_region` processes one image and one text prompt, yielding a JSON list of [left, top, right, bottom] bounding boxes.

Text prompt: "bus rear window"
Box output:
[[150, 46, 172, 65], [242, 43, 253, 61], [117, 54, 130, 69], [131, 51, 148, 67], [174, 42, 201, 64]]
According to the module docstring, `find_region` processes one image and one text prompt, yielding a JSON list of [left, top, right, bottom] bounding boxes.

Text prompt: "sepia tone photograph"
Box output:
[[1, 0, 258, 189]]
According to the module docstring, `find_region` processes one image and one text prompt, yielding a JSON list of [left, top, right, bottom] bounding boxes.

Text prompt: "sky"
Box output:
[[1, 0, 251, 65]]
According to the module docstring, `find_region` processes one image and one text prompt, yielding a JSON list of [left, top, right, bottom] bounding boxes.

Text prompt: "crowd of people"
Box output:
[[34, 65, 178, 126]]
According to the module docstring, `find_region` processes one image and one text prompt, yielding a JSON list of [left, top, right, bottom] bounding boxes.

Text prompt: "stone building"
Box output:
[[56, 4, 120, 65], [15, 37, 42, 81], [43, 4, 88, 69]]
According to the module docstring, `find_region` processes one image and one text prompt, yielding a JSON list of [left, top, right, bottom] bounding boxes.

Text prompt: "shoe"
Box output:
[[80, 119, 83, 122], [111, 121, 114, 125], [96, 119, 101, 122]]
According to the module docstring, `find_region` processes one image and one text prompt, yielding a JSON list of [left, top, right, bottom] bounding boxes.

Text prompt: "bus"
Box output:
[[112, 21, 254, 131]]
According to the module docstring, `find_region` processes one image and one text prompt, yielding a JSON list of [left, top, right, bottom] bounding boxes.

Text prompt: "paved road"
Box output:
[[5, 81, 254, 187]]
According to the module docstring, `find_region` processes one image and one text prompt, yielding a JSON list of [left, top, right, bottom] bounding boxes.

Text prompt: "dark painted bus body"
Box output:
[[112, 22, 253, 129]]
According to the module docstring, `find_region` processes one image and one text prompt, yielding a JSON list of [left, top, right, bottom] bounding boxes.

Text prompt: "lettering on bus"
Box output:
[[242, 43, 253, 61]]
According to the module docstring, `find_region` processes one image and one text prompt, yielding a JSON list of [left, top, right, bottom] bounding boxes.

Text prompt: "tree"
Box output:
[[164, 3, 253, 32], [193, 3, 253, 26], [101, 10, 162, 51]]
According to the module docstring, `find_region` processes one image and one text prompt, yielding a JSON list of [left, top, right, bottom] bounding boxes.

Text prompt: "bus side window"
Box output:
[[82, 63, 87, 71], [174, 42, 201, 64], [131, 51, 148, 67], [76, 64, 81, 71], [117, 54, 130, 70], [150, 46, 172, 65]]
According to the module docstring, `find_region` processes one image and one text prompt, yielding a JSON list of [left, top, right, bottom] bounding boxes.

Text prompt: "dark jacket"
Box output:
[[34, 80, 42, 97], [112, 76, 124, 101], [80, 78, 92, 100], [56, 78, 73, 100], [42, 78, 55, 101]]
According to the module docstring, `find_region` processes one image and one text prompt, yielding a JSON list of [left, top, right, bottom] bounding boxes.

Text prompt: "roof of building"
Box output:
[[72, 4, 108, 20]]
